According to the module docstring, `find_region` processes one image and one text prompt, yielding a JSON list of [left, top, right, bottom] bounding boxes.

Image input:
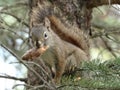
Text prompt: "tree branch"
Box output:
[[91, 27, 120, 38], [0, 11, 29, 27], [26, 62, 53, 81], [88, 0, 120, 9], [100, 36, 117, 58], [12, 83, 46, 90], [1, 2, 28, 11], [0, 74, 27, 82], [12, 83, 36, 89]]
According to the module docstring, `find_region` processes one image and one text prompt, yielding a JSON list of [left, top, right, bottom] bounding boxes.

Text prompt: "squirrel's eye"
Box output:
[[44, 32, 48, 39]]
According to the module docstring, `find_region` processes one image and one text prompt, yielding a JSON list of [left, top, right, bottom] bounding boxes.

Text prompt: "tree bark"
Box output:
[[87, 0, 120, 9]]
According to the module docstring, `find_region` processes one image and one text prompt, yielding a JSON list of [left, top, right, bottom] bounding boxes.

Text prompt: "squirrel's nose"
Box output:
[[35, 40, 41, 48]]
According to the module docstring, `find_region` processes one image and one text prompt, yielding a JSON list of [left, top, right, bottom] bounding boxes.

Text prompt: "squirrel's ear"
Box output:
[[44, 17, 50, 28]]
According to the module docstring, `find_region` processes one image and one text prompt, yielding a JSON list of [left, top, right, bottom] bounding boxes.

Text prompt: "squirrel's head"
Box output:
[[31, 17, 52, 48]]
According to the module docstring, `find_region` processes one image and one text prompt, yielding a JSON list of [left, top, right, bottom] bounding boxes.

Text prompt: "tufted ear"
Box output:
[[44, 17, 51, 28]]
